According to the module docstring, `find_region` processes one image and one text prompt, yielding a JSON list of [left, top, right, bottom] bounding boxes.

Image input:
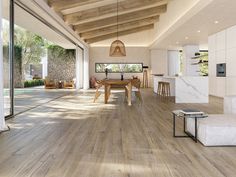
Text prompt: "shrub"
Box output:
[[24, 79, 44, 88]]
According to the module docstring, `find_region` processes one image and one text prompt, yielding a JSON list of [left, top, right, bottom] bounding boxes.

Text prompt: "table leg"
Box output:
[[184, 117, 186, 132], [93, 88, 101, 103], [173, 113, 176, 137], [127, 82, 132, 106], [107, 84, 111, 100], [104, 84, 108, 104], [195, 117, 198, 143]]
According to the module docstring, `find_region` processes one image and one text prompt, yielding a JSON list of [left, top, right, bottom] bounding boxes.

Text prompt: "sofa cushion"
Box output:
[[186, 114, 236, 146], [224, 96, 236, 114]]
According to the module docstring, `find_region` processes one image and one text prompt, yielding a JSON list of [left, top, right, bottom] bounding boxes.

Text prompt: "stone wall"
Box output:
[[47, 47, 76, 81], [3, 46, 23, 88]]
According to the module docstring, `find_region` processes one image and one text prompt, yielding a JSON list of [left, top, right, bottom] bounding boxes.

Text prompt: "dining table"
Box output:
[[102, 79, 132, 106]]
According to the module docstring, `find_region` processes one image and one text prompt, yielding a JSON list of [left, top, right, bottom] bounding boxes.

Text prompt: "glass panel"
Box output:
[[95, 63, 143, 73], [179, 51, 208, 76], [2, 0, 11, 116], [13, 4, 74, 115], [198, 52, 208, 76], [13, 24, 47, 114]]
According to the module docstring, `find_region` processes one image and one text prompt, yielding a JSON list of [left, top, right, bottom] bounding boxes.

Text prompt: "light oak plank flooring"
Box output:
[[0, 89, 235, 177]]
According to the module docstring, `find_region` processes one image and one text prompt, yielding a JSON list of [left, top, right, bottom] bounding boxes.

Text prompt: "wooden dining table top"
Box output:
[[101, 79, 131, 85]]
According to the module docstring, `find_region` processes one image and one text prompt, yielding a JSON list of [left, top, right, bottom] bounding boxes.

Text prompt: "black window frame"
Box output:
[[95, 62, 143, 73]]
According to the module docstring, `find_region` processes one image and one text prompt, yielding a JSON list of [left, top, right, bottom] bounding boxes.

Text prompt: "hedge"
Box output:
[[24, 79, 44, 88]]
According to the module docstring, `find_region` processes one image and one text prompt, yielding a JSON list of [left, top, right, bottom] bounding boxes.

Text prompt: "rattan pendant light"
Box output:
[[109, 0, 126, 57]]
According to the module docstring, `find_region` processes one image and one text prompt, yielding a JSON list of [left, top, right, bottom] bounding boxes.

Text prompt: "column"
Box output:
[[41, 49, 48, 79], [83, 47, 89, 90], [75, 46, 83, 90], [0, 0, 7, 131], [182, 45, 199, 76], [168, 50, 180, 76]]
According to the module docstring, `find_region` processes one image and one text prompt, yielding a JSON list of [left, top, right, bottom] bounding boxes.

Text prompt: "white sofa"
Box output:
[[186, 95, 236, 146], [224, 95, 236, 114], [186, 114, 236, 146]]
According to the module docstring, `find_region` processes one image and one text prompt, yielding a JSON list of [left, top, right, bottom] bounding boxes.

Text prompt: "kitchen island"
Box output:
[[153, 76, 209, 103]]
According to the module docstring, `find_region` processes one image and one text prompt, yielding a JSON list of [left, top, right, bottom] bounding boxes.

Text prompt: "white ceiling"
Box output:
[[2, 0, 85, 49], [2, 0, 236, 50], [151, 0, 236, 50], [91, 0, 236, 50], [89, 29, 156, 47]]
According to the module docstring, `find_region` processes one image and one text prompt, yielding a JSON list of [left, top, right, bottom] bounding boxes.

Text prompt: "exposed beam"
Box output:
[[64, 0, 168, 25], [74, 5, 166, 33], [48, 0, 102, 12], [85, 24, 154, 44], [80, 16, 159, 39], [60, 0, 126, 15]]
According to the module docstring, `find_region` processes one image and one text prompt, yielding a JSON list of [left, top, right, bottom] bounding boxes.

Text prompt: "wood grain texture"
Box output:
[[1, 89, 233, 177], [48, 0, 104, 12], [48, 0, 168, 43], [85, 24, 154, 44], [73, 6, 165, 33], [64, 0, 167, 25], [80, 16, 159, 39], [61, 0, 127, 15]]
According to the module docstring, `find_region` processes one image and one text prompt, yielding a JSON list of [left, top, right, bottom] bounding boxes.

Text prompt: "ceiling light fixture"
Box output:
[[109, 0, 126, 57], [197, 30, 201, 33], [214, 20, 219, 24], [185, 37, 189, 40]]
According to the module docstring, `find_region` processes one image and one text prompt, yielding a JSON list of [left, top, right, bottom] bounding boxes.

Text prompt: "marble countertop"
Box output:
[[153, 75, 208, 79], [153, 75, 176, 79]]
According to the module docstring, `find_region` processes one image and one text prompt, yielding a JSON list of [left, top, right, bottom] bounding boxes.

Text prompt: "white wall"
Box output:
[[152, 0, 198, 40], [182, 45, 200, 76], [83, 47, 90, 89], [209, 25, 236, 97], [151, 0, 212, 48], [89, 47, 150, 85], [75, 46, 83, 89], [150, 49, 168, 87], [150, 49, 168, 75], [168, 50, 180, 76]]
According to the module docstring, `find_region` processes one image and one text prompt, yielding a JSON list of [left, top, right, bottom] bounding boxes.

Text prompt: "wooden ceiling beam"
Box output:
[[85, 24, 154, 44], [80, 16, 158, 39], [64, 0, 168, 25], [48, 0, 102, 12], [60, 0, 125, 15], [73, 5, 166, 33]]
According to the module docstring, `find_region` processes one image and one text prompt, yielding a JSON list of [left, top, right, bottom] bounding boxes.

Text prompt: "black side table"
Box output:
[[172, 110, 208, 143]]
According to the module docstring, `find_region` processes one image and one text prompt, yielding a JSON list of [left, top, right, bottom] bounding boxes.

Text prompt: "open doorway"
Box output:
[[2, 0, 80, 117]]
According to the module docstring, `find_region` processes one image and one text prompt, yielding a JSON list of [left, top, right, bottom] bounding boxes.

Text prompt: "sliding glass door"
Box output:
[[2, 0, 14, 118]]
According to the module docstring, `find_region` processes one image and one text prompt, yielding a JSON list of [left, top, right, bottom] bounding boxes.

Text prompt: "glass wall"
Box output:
[[2, 0, 11, 117], [2, 0, 78, 117], [179, 51, 208, 76]]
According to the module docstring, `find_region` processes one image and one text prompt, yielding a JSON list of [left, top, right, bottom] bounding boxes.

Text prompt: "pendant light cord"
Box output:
[[117, 0, 118, 40]]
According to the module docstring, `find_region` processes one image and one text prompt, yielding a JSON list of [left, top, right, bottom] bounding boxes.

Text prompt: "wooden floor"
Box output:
[[0, 89, 236, 177]]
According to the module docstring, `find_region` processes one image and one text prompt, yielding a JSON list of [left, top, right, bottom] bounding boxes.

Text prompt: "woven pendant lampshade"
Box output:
[[109, 39, 126, 57], [109, 0, 126, 57]]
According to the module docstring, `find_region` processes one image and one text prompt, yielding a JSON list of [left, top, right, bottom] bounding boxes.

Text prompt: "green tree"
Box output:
[[14, 26, 46, 66], [47, 45, 75, 64]]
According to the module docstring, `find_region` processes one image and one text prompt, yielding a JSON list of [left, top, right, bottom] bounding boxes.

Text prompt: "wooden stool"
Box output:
[[163, 82, 171, 97], [157, 81, 164, 95], [157, 81, 171, 98]]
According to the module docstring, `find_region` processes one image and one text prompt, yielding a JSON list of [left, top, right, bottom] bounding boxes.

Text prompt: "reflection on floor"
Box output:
[[1, 89, 235, 177], [4, 86, 75, 116]]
